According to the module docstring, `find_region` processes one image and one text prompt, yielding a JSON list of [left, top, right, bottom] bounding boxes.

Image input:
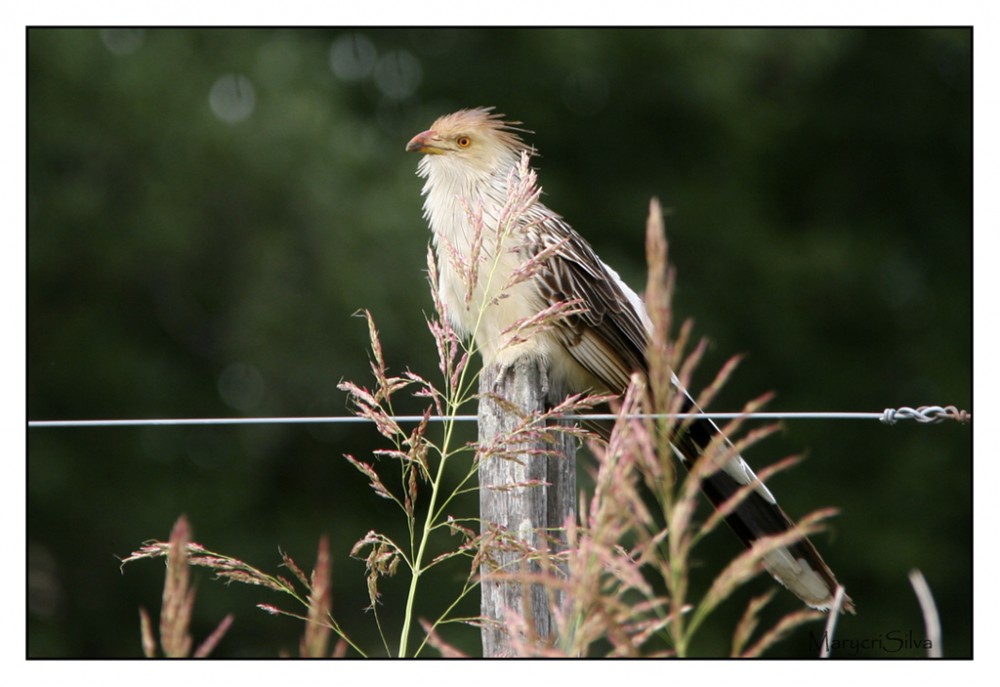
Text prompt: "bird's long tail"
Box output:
[[669, 391, 855, 614]]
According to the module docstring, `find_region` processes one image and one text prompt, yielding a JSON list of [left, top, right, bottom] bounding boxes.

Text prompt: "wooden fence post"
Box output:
[[478, 357, 577, 657]]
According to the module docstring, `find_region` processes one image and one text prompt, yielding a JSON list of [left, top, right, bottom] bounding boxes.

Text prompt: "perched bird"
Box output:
[[406, 106, 853, 613]]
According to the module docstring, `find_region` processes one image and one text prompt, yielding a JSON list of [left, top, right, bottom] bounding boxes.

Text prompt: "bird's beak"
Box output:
[[406, 129, 446, 155]]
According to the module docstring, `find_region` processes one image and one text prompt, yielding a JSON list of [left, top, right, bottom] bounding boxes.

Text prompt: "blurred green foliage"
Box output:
[[27, 28, 970, 657]]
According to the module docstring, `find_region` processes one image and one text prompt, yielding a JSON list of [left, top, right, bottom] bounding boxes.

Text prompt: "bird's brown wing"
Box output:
[[525, 209, 854, 613], [526, 214, 649, 392]]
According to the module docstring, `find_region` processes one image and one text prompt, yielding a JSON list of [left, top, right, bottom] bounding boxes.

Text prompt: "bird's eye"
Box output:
[[456, 135, 471, 148]]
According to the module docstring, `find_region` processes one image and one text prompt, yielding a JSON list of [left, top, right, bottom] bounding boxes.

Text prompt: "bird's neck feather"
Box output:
[[419, 152, 519, 252]]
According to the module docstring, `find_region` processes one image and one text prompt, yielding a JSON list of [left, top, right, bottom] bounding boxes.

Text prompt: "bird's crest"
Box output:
[[430, 106, 535, 155]]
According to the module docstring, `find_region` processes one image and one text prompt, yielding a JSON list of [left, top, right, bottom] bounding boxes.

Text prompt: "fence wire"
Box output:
[[27, 405, 969, 429]]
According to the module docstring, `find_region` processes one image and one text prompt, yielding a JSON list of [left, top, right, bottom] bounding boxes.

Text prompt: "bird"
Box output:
[[405, 106, 853, 614]]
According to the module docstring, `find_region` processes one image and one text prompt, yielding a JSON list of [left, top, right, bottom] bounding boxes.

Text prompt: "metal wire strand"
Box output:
[[27, 405, 969, 429], [879, 405, 970, 425]]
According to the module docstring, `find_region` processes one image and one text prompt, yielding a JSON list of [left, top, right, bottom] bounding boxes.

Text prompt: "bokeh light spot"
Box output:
[[373, 50, 422, 100], [209, 74, 256, 124], [99, 28, 145, 56], [329, 33, 377, 81]]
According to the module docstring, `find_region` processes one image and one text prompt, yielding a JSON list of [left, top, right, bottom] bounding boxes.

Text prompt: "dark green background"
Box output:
[[27, 28, 971, 657]]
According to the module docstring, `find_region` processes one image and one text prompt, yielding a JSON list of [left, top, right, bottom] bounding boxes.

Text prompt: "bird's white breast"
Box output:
[[419, 154, 563, 367]]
